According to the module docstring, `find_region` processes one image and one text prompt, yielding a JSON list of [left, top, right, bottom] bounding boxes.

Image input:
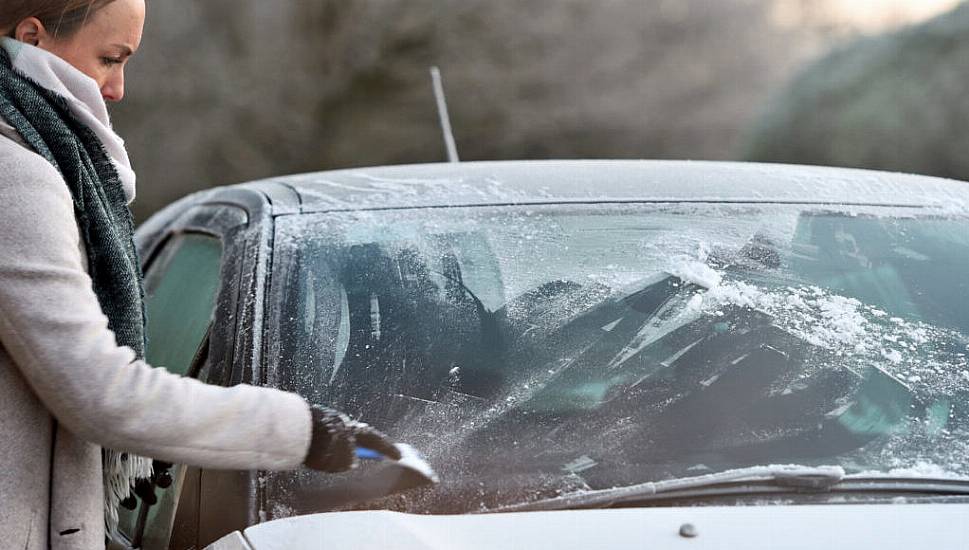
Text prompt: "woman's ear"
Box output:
[[13, 17, 48, 47]]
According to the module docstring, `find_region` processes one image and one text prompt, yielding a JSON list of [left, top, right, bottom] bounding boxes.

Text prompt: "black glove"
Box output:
[[303, 406, 402, 472]]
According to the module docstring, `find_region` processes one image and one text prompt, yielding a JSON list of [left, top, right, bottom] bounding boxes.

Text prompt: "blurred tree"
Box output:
[[113, 0, 854, 220], [744, 2, 969, 181]]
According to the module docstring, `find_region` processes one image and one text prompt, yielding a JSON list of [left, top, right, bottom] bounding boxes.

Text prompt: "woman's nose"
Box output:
[[101, 71, 125, 103]]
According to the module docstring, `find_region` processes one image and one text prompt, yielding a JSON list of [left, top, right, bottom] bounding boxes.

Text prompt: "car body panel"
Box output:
[[205, 504, 969, 549]]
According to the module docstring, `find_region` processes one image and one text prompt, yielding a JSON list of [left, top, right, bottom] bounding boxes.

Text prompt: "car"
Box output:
[[113, 160, 969, 549]]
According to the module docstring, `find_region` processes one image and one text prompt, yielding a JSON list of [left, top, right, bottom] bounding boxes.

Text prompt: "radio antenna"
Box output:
[[430, 66, 460, 163]]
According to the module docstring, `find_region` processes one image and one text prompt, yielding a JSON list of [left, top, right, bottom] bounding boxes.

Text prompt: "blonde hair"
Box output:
[[2, 0, 116, 38]]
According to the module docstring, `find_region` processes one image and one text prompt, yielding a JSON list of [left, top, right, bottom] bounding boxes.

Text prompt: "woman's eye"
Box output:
[[100, 57, 123, 67]]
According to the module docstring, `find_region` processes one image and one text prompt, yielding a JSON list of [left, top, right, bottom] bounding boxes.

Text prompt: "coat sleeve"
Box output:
[[0, 149, 312, 470]]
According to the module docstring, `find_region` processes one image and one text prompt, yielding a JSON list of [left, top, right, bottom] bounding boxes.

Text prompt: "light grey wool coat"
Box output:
[[0, 121, 313, 549]]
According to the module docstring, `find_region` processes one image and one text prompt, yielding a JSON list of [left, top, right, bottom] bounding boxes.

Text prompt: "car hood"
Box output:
[[207, 504, 969, 549]]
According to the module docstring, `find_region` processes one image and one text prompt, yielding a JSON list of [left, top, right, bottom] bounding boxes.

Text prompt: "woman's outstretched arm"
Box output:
[[0, 143, 312, 470]]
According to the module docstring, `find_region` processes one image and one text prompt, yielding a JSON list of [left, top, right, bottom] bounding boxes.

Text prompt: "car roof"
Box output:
[[236, 160, 969, 215], [153, 161, 968, 223]]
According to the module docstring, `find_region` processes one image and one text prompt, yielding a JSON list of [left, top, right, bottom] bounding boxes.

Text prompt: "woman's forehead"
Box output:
[[77, 0, 144, 50]]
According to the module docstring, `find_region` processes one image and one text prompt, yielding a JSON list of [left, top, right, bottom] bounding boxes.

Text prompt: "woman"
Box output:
[[0, 1, 399, 548]]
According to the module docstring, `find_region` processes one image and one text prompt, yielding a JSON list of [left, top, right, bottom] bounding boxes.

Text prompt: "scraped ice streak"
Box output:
[[665, 256, 969, 478], [669, 258, 968, 384]]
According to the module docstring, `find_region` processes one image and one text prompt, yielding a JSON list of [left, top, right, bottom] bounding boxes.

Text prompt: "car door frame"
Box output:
[[121, 189, 276, 549], [193, 197, 280, 548]]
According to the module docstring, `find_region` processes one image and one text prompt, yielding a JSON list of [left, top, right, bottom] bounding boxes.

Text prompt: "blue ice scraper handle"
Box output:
[[356, 447, 385, 460], [355, 443, 440, 484]]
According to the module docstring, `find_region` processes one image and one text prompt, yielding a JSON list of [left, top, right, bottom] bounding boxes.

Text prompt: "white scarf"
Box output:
[[1, 37, 137, 204]]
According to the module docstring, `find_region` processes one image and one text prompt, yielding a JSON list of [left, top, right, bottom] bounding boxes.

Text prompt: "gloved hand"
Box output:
[[303, 406, 402, 472]]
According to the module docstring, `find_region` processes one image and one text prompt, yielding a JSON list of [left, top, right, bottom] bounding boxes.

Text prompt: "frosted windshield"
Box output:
[[265, 203, 969, 516]]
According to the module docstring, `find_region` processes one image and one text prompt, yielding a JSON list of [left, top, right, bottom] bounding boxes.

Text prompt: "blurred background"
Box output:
[[112, 0, 968, 221]]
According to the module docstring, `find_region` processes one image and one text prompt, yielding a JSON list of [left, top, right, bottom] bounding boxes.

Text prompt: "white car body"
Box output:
[[208, 504, 969, 549]]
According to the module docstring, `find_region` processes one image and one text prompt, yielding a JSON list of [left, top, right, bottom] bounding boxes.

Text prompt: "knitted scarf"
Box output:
[[0, 49, 152, 533]]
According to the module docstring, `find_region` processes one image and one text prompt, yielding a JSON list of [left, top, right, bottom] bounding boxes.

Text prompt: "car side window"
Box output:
[[115, 232, 223, 548], [142, 232, 224, 376]]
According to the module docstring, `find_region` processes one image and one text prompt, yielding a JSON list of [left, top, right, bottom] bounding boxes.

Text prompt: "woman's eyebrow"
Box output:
[[110, 44, 135, 57]]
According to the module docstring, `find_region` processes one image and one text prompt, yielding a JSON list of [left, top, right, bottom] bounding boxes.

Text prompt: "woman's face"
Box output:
[[20, 0, 145, 102]]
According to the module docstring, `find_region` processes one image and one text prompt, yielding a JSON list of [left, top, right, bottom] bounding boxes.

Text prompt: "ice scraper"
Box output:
[[356, 443, 440, 485]]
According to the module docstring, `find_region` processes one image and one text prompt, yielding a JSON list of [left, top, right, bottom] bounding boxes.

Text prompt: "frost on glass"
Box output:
[[262, 203, 969, 517]]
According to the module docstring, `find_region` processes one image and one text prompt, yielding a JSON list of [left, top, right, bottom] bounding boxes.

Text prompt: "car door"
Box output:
[[111, 204, 249, 550]]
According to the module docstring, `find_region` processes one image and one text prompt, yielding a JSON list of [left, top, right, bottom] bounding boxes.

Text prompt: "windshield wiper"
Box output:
[[485, 465, 969, 513]]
